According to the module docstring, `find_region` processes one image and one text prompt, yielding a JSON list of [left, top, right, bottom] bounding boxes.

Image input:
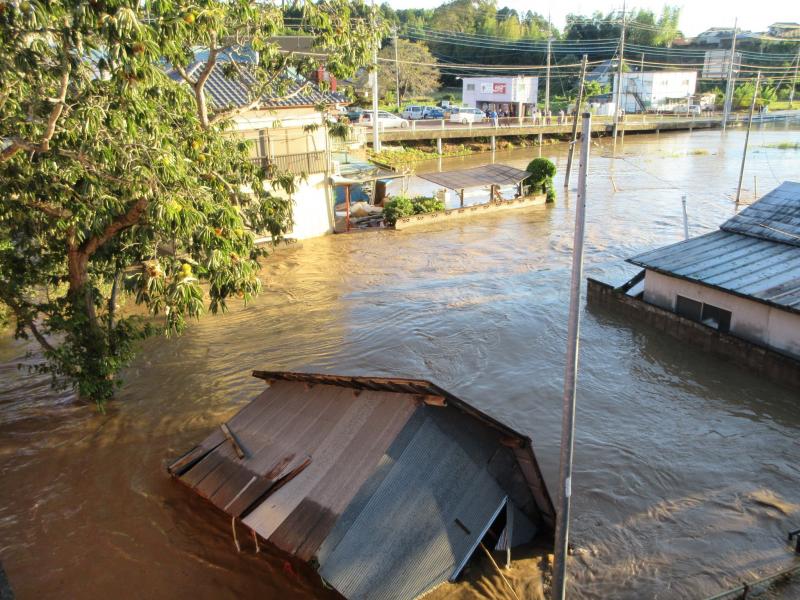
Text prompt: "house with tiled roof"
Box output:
[[628, 182, 800, 360], [172, 59, 351, 239]]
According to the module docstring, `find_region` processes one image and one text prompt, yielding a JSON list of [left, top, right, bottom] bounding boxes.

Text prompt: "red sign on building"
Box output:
[[492, 82, 507, 94]]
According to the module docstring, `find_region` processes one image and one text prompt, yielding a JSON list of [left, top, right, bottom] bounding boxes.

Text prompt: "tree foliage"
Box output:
[[0, 0, 378, 405], [378, 39, 440, 101]]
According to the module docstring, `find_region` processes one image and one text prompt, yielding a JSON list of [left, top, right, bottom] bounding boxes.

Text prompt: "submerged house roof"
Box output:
[[629, 181, 800, 313], [171, 61, 346, 111], [419, 164, 531, 191], [169, 371, 555, 600]]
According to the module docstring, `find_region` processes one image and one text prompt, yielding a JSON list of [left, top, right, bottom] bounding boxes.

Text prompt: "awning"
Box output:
[[332, 162, 403, 185], [418, 164, 530, 191]]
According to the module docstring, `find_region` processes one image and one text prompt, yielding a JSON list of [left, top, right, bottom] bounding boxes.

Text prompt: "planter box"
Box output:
[[392, 194, 547, 230]]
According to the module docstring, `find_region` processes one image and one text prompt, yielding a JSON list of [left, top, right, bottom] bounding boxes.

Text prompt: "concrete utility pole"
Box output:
[[551, 112, 592, 600], [371, 29, 381, 152], [722, 18, 738, 130], [736, 72, 760, 204], [681, 195, 689, 240], [545, 38, 552, 117], [393, 27, 401, 111], [564, 55, 588, 188], [790, 49, 800, 108], [612, 2, 626, 143]]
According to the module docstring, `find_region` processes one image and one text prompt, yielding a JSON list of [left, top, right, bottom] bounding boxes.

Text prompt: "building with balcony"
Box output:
[[173, 60, 350, 240], [612, 71, 697, 113]]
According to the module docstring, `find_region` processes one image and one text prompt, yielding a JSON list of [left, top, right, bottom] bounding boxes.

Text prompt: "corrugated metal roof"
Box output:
[[169, 372, 554, 600], [318, 416, 507, 600], [629, 230, 800, 312], [418, 164, 531, 191], [720, 181, 800, 247], [176, 61, 346, 110]]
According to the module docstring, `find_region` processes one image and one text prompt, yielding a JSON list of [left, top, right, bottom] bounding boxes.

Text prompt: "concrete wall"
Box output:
[[643, 270, 800, 359], [587, 278, 800, 390]]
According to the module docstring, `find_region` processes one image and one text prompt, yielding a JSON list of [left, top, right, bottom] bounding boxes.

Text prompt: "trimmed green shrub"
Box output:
[[524, 157, 557, 202], [383, 195, 444, 225]]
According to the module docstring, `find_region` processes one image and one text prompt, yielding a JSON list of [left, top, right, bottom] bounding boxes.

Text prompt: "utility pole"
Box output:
[[612, 2, 626, 143], [564, 55, 588, 188], [722, 18, 738, 130], [681, 195, 689, 240], [736, 72, 760, 204], [790, 49, 800, 108], [551, 112, 592, 600], [545, 15, 552, 117], [371, 21, 381, 152], [393, 27, 401, 112]]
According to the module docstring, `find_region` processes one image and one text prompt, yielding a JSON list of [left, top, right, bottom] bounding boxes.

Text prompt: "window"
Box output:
[[701, 303, 732, 333], [675, 295, 732, 333], [466, 84, 476, 91], [676, 295, 702, 321]]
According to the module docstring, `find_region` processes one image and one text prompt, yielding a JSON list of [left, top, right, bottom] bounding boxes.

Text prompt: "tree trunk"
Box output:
[[67, 243, 98, 329]]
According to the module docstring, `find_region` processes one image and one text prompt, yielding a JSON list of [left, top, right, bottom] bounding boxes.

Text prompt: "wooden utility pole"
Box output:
[[736, 72, 760, 203], [552, 112, 592, 600], [722, 18, 738, 130], [564, 55, 588, 188], [612, 2, 626, 143], [393, 27, 401, 111]]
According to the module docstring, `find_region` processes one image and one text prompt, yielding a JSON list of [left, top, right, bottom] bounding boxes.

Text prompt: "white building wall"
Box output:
[[613, 71, 697, 113], [268, 173, 333, 240], [462, 77, 538, 108], [643, 270, 800, 359]]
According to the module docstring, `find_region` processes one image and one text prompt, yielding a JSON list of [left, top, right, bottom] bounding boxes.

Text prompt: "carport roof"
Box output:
[[418, 164, 530, 190]]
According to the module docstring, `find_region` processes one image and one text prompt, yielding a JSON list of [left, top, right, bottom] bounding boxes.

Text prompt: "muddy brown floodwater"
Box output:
[[2, 123, 800, 600]]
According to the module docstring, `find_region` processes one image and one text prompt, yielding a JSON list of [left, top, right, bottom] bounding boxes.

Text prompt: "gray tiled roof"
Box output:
[[629, 181, 800, 313], [720, 181, 800, 247], [177, 61, 346, 110]]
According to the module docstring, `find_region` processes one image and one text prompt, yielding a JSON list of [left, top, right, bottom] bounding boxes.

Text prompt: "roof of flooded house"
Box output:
[[629, 181, 800, 313], [169, 371, 554, 600], [172, 61, 346, 110], [418, 164, 531, 191]]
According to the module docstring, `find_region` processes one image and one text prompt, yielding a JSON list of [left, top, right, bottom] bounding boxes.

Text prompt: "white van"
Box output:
[[401, 105, 425, 120], [449, 107, 485, 124]]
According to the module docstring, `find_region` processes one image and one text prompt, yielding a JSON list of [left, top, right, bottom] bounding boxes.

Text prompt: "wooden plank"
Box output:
[[271, 392, 417, 560], [180, 449, 226, 487], [220, 423, 246, 459], [242, 392, 378, 538]]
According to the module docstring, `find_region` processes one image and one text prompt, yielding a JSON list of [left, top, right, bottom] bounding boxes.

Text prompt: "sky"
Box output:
[[382, 0, 795, 37]]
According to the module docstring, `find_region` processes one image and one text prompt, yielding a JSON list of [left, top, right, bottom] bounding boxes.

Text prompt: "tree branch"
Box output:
[[194, 36, 219, 129], [1, 52, 71, 162], [28, 320, 57, 354], [82, 197, 149, 257]]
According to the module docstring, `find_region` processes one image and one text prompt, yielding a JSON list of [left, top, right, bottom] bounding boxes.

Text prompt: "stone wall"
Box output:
[[586, 278, 800, 390]]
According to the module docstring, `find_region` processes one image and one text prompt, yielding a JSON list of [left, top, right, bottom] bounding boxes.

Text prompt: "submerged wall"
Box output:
[[587, 278, 800, 390], [643, 270, 800, 360]]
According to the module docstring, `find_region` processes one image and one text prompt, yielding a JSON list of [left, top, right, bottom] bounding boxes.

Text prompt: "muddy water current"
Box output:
[[1, 123, 800, 599]]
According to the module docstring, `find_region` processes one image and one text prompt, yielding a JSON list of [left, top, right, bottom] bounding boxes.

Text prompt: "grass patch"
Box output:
[[368, 145, 471, 167], [763, 141, 800, 150]]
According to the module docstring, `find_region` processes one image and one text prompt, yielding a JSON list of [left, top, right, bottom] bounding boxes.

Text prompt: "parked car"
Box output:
[[423, 107, 445, 119], [449, 107, 485, 124], [361, 111, 410, 128], [346, 107, 365, 122], [401, 105, 425, 120]]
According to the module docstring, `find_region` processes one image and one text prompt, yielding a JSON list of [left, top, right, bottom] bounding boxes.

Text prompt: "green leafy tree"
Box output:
[[378, 39, 440, 102], [0, 0, 378, 405]]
